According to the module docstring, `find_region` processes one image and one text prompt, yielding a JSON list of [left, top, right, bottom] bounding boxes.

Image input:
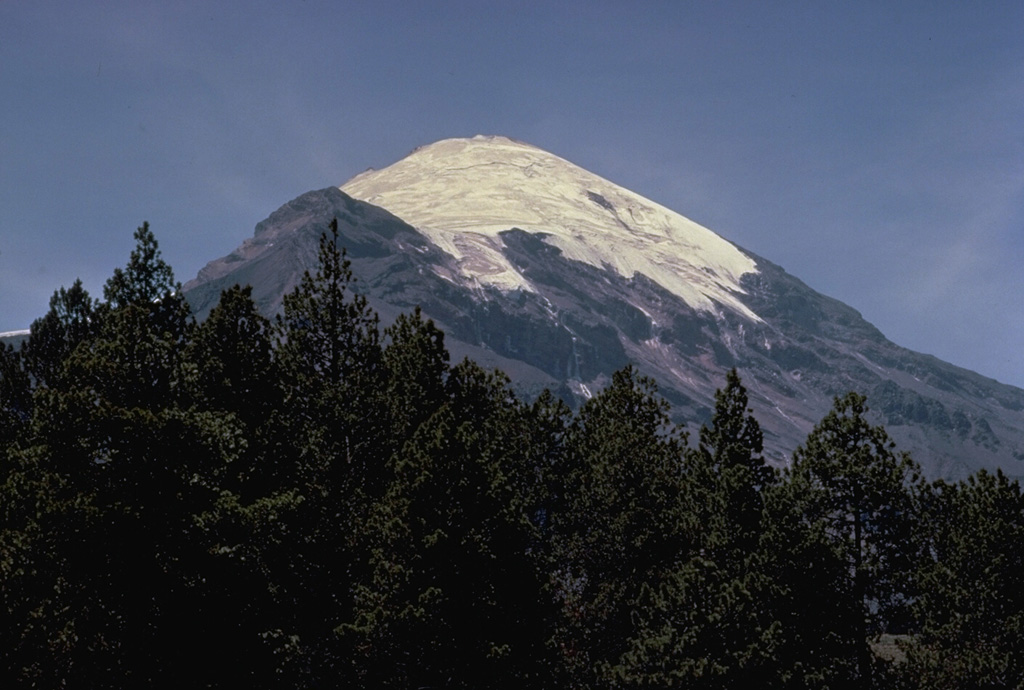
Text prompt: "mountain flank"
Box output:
[[184, 137, 1024, 479]]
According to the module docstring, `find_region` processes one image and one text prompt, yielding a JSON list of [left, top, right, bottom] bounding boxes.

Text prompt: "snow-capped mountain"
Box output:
[[342, 136, 758, 320], [184, 136, 1024, 480]]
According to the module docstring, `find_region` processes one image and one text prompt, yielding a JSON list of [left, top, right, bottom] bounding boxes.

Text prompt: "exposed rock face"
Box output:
[[183, 138, 1024, 480]]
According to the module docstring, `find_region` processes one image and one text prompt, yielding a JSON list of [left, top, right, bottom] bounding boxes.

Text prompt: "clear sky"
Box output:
[[2, 2, 1022, 387]]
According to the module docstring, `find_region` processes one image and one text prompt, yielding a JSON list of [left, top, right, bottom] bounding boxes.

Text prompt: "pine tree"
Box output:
[[523, 388, 573, 542], [760, 471, 862, 689], [274, 217, 384, 499], [611, 370, 778, 688], [262, 218, 386, 680], [787, 392, 923, 686], [0, 347, 56, 686], [0, 343, 31, 448], [21, 223, 211, 686], [23, 279, 98, 388], [346, 360, 552, 689], [548, 366, 695, 689], [693, 367, 773, 567], [382, 306, 449, 444], [902, 470, 1024, 688], [188, 284, 278, 494], [0, 443, 81, 687], [37, 222, 193, 479], [103, 222, 180, 309], [174, 283, 292, 686], [191, 285, 275, 414]]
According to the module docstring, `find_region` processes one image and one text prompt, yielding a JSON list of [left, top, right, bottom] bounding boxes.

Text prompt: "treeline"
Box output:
[[1, 221, 1022, 689]]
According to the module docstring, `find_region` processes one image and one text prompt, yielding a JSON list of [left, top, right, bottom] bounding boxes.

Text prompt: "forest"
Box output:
[[2, 220, 1022, 689]]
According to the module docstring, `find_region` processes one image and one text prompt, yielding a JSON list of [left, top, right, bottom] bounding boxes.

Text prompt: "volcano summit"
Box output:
[[342, 135, 758, 319]]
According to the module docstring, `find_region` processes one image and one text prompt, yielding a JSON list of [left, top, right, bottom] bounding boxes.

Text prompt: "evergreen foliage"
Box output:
[[547, 366, 695, 688], [901, 469, 1024, 688], [760, 462, 864, 688], [0, 344, 31, 447], [786, 392, 924, 686], [1, 218, 1019, 688], [382, 306, 449, 443], [347, 361, 551, 689], [608, 368, 778, 688], [695, 367, 774, 564], [23, 278, 98, 388], [274, 217, 385, 510], [103, 221, 180, 309], [8, 223, 211, 686], [188, 284, 278, 495], [257, 219, 385, 682]]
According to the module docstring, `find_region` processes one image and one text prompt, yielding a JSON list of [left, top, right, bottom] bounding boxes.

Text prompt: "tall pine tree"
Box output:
[[0, 344, 30, 448], [786, 392, 923, 686], [346, 360, 552, 689], [260, 218, 386, 681], [612, 369, 777, 688], [23, 279, 98, 389], [549, 366, 695, 689], [902, 469, 1024, 688], [22, 222, 212, 687]]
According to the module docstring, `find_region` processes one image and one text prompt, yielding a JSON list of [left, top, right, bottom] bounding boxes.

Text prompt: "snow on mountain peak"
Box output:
[[341, 136, 760, 320]]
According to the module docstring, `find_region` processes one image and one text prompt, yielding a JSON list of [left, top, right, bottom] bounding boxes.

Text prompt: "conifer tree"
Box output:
[[23, 279, 98, 388], [612, 370, 777, 688], [346, 360, 552, 689], [264, 219, 386, 679], [191, 285, 275, 414], [274, 217, 384, 498], [173, 283, 292, 686], [523, 388, 573, 539], [103, 221, 181, 309], [902, 469, 1024, 688], [382, 306, 449, 444], [21, 222, 212, 686], [695, 368, 774, 564], [0, 346, 51, 685], [188, 284, 278, 494], [0, 343, 31, 448], [38, 222, 193, 477], [759, 471, 862, 688], [786, 391, 923, 686], [0, 443, 80, 687], [549, 366, 695, 689]]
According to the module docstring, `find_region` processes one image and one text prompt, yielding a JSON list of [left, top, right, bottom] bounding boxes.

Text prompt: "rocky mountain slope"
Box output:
[[184, 136, 1024, 479]]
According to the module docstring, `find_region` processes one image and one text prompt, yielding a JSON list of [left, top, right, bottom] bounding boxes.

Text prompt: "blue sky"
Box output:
[[2, 1, 1023, 387]]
